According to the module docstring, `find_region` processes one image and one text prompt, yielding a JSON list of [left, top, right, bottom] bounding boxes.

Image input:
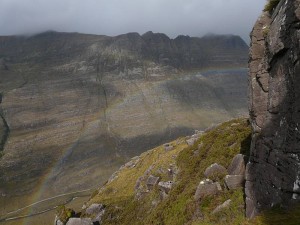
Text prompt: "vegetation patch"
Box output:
[[143, 118, 251, 225], [77, 118, 300, 224], [56, 205, 76, 224], [86, 118, 253, 225], [248, 204, 300, 225], [264, 0, 281, 14]]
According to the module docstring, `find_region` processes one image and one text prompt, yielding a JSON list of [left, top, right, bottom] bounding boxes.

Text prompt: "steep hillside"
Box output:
[[0, 30, 248, 217], [56, 118, 252, 225], [53, 118, 300, 225]]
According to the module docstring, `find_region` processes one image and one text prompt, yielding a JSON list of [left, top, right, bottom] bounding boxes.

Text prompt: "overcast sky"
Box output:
[[0, 0, 265, 43]]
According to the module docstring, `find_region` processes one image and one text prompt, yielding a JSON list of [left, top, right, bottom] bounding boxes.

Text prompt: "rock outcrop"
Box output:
[[246, 0, 300, 218]]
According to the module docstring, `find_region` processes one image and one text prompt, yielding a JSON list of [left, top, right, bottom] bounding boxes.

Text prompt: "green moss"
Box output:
[[264, 0, 281, 14]]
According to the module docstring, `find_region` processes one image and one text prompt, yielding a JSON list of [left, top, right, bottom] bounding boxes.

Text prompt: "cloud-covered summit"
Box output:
[[0, 0, 265, 42]]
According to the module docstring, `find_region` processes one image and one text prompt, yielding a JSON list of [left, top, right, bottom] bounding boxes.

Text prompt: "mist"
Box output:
[[0, 0, 266, 42]]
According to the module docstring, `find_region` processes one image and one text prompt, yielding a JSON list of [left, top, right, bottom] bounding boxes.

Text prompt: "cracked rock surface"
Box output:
[[246, 0, 300, 218]]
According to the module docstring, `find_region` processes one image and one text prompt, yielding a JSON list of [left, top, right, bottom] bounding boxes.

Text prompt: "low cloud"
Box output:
[[0, 0, 265, 42]]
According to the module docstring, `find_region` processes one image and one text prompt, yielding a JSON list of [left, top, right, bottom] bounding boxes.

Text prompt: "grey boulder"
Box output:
[[146, 175, 160, 190], [194, 179, 222, 201], [204, 163, 227, 180], [225, 175, 245, 190], [85, 203, 105, 215], [85, 203, 105, 223], [228, 154, 247, 175], [66, 218, 93, 225]]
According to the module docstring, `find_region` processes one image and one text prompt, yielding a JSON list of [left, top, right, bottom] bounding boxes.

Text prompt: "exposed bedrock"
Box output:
[[246, 0, 300, 218]]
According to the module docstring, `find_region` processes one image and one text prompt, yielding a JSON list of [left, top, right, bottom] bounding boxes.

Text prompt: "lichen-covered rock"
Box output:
[[247, 0, 300, 218], [204, 163, 227, 180], [194, 179, 222, 201], [225, 175, 245, 190], [227, 154, 247, 175]]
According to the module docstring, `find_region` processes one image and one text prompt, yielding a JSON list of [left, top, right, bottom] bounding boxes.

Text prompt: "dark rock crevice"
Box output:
[[268, 48, 289, 68], [0, 93, 10, 157]]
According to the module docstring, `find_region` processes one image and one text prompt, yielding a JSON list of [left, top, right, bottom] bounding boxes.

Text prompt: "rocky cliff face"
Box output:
[[246, 0, 300, 217], [0, 31, 248, 216]]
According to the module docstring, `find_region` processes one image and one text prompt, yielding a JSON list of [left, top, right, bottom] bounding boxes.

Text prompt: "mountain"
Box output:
[[0, 30, 248, 223], [46, 0, 300, 225]]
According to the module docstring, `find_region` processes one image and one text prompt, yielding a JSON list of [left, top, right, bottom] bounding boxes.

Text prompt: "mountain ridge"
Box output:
[[0, 30, 248, 72], [0, 30, 249, 225]]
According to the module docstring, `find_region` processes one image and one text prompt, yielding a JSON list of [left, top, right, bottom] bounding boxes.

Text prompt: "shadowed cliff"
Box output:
[[246, 0, 300, 218]]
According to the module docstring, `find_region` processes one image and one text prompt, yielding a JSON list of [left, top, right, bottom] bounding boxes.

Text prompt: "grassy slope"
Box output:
[[84, 118, 300, 224], [249, 205, 300, 225], [87, 118, 252, 225]]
